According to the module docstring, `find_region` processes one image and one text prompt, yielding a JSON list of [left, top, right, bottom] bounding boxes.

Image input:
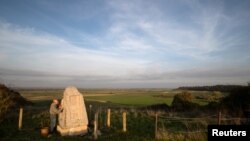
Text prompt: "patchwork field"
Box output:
[[19, 89, 214, 106]]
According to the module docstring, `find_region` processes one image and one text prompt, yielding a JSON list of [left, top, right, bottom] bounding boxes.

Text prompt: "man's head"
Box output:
[[53, 99, 59, 104]]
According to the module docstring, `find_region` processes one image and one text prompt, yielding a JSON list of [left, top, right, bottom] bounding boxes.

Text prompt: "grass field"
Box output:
[[19, 89, 215, 106], [85, 94, 173, 106]]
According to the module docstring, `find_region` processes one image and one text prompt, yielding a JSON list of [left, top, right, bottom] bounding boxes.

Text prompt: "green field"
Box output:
[[85, 94, 173, 106], [19, 89, 215, 106]]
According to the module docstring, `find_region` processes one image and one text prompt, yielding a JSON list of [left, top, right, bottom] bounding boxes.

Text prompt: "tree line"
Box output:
[[178, 85, 245, 92]]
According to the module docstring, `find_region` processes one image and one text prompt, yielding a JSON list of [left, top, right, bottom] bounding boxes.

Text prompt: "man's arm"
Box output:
[[50, 104, 62, 114]]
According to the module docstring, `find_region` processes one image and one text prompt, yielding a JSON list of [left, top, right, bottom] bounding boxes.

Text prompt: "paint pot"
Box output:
[[40, 127, 49, 137]]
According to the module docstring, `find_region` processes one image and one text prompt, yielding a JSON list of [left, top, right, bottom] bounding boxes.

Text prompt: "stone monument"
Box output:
[[57, 86, 88, 136]]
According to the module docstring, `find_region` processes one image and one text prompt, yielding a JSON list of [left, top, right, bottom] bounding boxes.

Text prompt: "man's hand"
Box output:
[[58, 105, 63, 112]]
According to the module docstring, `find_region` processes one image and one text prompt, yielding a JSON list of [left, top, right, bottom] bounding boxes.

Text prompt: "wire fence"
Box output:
[[85, 107, 250, 140], [17, 106, 250, 140], [155, 112, 250, 140]]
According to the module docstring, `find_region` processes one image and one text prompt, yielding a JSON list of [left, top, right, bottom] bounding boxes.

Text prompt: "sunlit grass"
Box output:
[[85, 94, 174, 106]]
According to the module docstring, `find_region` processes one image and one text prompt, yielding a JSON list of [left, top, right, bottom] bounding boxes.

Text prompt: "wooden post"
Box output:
[[93, 112, 99, 140], [89, 105, 92, 121], [107, 108, 111, 128], [122, 112, 126, 132], [155, 113, 158, 140], [217, 111, 221, 125], [18, 107, 23, 130]]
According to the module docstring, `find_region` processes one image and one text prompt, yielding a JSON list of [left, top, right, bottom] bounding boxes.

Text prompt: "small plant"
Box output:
[[32, 111, 50, 128]]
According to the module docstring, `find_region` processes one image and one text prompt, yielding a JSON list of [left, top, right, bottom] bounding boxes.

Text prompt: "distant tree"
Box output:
[[178, 85, 244, 92]]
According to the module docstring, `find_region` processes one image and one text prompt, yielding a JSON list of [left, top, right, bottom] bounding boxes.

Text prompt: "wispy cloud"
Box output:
[[0, 0, 250, 88], [0, 22, 148, 76], [106, 0, 250, 60]]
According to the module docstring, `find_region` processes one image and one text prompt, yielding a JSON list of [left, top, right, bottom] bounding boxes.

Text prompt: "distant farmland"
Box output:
[[19, 88, 216, 106]]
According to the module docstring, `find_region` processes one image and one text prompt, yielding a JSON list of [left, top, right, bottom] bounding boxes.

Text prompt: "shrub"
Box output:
[[220, 86, 250, 117], [32, 110, 50, 128], [208, 91, 223, 102], [171, 91, 198, 111], [0, 84, 32, 122]]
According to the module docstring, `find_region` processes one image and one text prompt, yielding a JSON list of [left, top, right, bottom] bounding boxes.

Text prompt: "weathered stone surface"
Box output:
[[57, 86, 88, 136]]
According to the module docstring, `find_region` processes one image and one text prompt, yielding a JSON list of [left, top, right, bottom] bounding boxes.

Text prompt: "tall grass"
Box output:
[[156, 117, 208, 141]]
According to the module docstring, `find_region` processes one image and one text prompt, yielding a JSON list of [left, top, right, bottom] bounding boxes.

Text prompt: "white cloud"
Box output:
[[0, 22, 149, 78], [106, 0, 245, 59]]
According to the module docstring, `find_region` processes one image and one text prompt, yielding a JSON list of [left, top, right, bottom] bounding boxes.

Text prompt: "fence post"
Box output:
[[94, 112, 99, 140], [155, 113, 158, 140], [107, 108, 111, 128], [18, 107, 23, 130], [89, 105, 92, 121], [122, 112, 127, 132], [217, 111, 221, 125]]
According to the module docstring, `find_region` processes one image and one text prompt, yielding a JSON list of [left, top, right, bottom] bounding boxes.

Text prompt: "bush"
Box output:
[[208, 91, 223, 102], [171, 91, 199, 111], [220, 86, 250, 117], [0, 84, 32, 122], [32, 110, 50, 128]]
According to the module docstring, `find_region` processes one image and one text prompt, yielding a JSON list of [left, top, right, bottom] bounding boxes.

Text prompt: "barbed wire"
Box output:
[[159, 128, 208, 134], [158, 115, 249, 121], [157, 115, 217, 120], [220, 118, 249, 121]]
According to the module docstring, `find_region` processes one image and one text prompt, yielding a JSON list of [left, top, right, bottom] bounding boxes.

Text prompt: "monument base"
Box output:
[[57, 125, 88, 136]]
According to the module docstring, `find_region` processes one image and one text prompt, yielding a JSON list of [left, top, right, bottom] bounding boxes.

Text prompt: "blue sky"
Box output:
[[0, 0, 249, 88]]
